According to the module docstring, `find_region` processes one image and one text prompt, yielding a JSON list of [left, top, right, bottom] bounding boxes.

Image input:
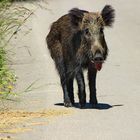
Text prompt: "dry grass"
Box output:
[[0, 109, 73, 134]]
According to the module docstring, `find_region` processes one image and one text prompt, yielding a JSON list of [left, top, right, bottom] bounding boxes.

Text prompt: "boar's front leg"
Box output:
[[88, 62, 98, 107], [76, 69, 86, 108]]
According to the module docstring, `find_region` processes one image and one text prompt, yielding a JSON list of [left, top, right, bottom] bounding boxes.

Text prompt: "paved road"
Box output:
[[3, 0, 140, 139]]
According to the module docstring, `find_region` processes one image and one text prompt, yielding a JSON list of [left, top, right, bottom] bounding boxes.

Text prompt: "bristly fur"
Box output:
[[69, 8, 88, 26], [46, 6, 115, 108], [101, 5, 115, 27]]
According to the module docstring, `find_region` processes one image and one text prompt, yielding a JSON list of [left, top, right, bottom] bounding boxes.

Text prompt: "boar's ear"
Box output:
[[101, 5, 115, 27], [69, 8, 88, 26]]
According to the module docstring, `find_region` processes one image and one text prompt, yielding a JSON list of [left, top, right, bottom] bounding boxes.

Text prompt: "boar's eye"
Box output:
[[100, 27, 104, 34], [84, 28, 89, 35]]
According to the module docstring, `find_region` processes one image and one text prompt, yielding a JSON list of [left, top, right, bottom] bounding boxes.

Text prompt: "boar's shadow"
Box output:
[[54, 103, 123, 110]]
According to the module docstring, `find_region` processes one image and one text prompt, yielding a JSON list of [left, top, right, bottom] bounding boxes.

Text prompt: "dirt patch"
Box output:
[[0, 109, 73, 135]]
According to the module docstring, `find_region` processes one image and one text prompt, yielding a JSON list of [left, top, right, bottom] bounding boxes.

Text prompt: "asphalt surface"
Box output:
[[1, 0, 140, 139]]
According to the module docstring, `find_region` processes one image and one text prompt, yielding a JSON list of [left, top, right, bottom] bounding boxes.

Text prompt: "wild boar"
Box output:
[[46, 5, 115, 108]]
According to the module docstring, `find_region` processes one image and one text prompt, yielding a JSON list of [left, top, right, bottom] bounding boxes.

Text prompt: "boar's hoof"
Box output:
[[90, 99, 98, 108], [79, 104, 86, 109], [70, 99, 75, 105], [64, 99, 72, 107], [79, 100, 86, 109]]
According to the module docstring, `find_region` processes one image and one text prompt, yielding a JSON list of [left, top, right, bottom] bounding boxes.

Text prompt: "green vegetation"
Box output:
[[0, 0, 31, 99]]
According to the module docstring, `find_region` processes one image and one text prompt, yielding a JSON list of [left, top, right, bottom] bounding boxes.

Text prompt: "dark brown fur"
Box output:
[[46, 5, 115, 108]]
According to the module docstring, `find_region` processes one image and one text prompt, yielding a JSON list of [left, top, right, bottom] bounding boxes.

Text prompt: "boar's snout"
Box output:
[[91, 51, 104, 71], [93, 52, 104, 62]]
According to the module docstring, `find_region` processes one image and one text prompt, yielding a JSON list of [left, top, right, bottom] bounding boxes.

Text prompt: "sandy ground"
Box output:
[[0, 0, 140, 140]]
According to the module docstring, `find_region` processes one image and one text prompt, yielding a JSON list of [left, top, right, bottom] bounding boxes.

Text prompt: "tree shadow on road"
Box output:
[[54, 103, 123, 110]]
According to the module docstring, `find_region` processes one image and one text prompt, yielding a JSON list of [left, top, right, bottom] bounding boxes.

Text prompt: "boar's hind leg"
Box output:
[[67, 77, 74, 105], [55, 59, 72, 107], [88, 62, 98, 107], [76, 69, 86, 108]]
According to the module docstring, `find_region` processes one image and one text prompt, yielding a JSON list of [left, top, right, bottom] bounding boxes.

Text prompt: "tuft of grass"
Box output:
[[0, 0, 32, 99]]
